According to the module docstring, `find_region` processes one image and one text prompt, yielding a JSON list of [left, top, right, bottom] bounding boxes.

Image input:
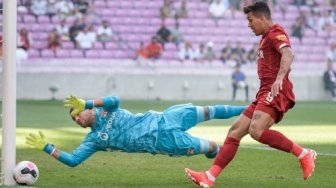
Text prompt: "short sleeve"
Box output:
[[270, 30, 291, 53]]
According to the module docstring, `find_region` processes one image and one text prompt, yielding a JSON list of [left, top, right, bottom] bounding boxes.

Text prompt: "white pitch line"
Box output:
[[240, 145, 336, 157]]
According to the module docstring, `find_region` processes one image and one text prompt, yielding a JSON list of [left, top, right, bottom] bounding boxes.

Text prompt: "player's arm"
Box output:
[[26, 131, 97, 167], [271, 46, 294, 97], [64, 95, 120, 117]]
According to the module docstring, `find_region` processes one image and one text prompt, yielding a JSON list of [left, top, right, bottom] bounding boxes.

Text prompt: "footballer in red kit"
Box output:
[[244, 23, 295, 123], [185, 2, 317, 188]]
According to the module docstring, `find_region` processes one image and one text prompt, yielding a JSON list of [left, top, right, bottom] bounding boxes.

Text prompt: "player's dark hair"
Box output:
[[243, 1, 271, 20]]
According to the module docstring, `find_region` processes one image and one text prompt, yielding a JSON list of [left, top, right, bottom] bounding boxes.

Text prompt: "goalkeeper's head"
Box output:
[[69, 108, 95, 128]]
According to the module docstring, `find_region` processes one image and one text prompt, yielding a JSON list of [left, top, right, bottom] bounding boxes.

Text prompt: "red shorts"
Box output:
[[243, 90, 295, 123]]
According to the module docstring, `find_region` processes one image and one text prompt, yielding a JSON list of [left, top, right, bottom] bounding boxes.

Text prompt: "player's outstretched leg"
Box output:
[[185, 168, 214, 188], [196, 105, 246, 124], [299, 149, 317, 180]]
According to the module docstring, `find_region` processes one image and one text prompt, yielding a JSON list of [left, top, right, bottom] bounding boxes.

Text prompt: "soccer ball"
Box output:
[[13, 161, 39, 185]]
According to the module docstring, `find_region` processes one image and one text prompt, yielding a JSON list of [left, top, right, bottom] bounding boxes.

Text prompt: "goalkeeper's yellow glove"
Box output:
[[25, 131, 47, 151], [63, 95, 94, 117]]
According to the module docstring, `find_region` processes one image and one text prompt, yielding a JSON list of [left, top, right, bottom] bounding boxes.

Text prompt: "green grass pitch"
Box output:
[[1, 100, 335, 187]]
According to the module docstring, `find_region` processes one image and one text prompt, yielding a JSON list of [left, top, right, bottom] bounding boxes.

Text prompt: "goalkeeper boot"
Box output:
[[185, 168, 214, 188], [300, 149, 317, 180]]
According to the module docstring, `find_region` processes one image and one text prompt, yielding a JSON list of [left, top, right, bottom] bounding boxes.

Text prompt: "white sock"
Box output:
[[206, 171, 216, 182], [298, 149, 308, 159]]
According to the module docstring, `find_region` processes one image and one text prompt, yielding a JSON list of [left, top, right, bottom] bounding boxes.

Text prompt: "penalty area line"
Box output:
[[240, 145, 336, 157]]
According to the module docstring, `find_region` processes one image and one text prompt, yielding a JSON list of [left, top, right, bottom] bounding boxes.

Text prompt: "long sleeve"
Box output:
[[102, 96, 120, 112], [44, 140, 98, 167]]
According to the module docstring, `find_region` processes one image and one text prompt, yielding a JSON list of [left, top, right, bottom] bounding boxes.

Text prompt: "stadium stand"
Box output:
[[1, 0, 335, 65]]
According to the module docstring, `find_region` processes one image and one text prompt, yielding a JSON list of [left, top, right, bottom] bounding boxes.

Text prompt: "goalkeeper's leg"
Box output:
[[195, 105, 247, 124]]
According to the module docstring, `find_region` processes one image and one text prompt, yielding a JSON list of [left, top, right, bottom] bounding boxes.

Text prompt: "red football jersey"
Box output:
[[257, 24, 295, 102]]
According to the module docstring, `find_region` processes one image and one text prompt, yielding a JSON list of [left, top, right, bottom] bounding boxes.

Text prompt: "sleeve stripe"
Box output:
[[279, 43, 289, 49]]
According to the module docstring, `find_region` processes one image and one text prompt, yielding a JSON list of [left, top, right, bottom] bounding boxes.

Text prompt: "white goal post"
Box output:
[[1, 0, 17, 185]]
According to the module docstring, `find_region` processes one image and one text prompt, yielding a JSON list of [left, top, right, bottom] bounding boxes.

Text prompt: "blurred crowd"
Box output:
[[0, 0, 334, 67], [136, 0, 336, 66]]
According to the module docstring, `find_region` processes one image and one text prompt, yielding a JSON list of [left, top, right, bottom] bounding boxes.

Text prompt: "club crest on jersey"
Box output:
[[100, 110, 107, 118], [276, 34, 288, 42], [187, 148, 195, 155], [258, 50, 264, 59]]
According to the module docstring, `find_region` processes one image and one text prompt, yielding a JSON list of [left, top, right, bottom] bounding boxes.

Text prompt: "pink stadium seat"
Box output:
[[114, 25, 133, 33], [85, 50, 100, 58], [162, 50, 177, 60], [133, 1, 148, 9], [111, 50, 128, 59], [56, 50, 70, 58], [28, 49, 41, 58], [131, 25, 146, 34], [65, 16, 77, 24], [144, 26, 156, 34], [37, 16, 50, 23], [23, 15, 37, 23], [194, 11, 208, 19], [309, 53, 324, 63], [93, 0, 106, 9], [51, 16, 61, 24], [128, 9, 142, 17], [105, 42, 118, 50], [109, 17, 122, 25], [150, 18, 161, 26], [122, 17, 137, 25], [147, 1, 163, 9], [107, 1, 120, 8], [31, 32, 48, 41], [120, 1, 133, 9], [165, 43, 176, 51], [197, 2, 209, 10], [141, 9, 158, 17], [69, 50, 84, 58], [115, 9, 130, 17], [17, 15, 22, 23], [129, 42, 140, 49], [94, 43, 104, 50], [33, 41, 47, 50], [187, 2, 198, 10], [62, 42, 75, 49], [41, 49, 55, 58], [30, 23, 53, 32], [99, 50, 115, 58]]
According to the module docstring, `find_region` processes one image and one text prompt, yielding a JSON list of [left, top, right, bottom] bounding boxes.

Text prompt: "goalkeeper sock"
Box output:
[[196, 105, 246, 123], [209, 105, 246, 119]]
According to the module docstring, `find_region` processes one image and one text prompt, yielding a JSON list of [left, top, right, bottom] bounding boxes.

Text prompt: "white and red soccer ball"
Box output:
[[13, 161, 39, 185]]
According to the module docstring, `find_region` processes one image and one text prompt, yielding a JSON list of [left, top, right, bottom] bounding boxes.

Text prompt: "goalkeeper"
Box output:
[[26, 95, 246, 167]]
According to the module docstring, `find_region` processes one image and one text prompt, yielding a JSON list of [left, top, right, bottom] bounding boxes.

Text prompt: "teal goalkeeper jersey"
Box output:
[[66, 96, 164, 166]]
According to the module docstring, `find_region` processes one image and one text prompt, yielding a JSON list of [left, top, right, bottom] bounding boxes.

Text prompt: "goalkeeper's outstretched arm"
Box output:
[[43, 142, 97, 167], [26, 132, 97, 167], [64, 95, 120, 116]]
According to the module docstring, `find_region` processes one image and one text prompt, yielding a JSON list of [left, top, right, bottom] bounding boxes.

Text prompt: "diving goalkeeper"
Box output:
[[26, 95, 246, 167]]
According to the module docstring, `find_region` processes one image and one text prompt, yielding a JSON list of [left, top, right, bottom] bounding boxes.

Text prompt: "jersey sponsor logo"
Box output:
[[106, 112, 115, 129], [99, 132, 109, 141], [258, 49, 264, 59], [97, 112, 116, 141], [276, 34, 288, 42]]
